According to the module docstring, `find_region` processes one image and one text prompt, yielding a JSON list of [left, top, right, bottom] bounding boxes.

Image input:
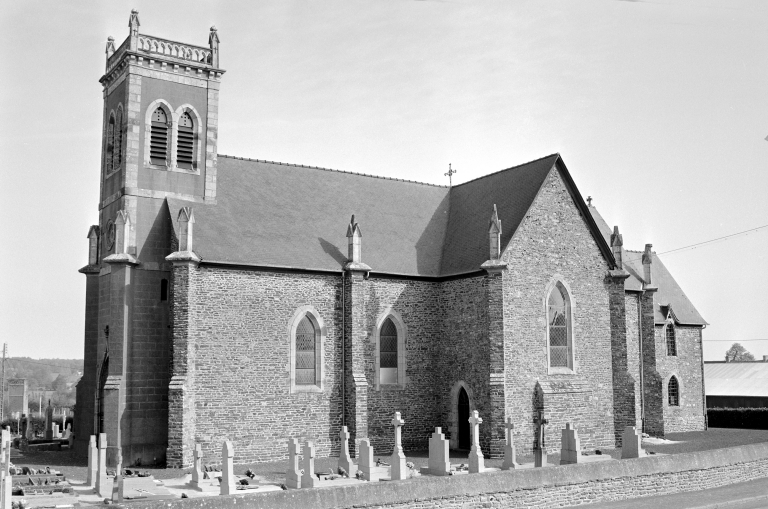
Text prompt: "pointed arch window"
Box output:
[[114, 107, 123, 169], [666, 323, 677, 356], [177, 112, 195, 169], [547, 282, 573, 370], [150, 107, 169, 166], [374, 312, 407, 388], [105, 114, 115, 174], [289, 307, 324, 393], [380, 318, 398, 384], [668, 376, 680, 406], [295, 316, 317, 385]]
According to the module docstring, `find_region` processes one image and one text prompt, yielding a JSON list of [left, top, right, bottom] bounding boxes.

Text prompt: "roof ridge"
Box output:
[[450, 153, 561, 189], [217, 154, 449, 188]]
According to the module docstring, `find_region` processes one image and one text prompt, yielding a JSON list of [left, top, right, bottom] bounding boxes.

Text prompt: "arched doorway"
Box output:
[[458, 387, 470, 450]]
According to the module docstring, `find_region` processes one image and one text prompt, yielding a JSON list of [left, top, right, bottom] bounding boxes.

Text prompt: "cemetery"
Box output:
[[0, 408, 767, 508]]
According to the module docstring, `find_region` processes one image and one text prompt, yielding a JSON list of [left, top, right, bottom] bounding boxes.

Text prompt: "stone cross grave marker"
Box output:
[[390, 412, 407, 480], [286, 438, 301, 489], [358, 438, 374, 481], [338, 426, 357, 478], [560, 423, 582, 465], [96, 433, 110, 498], [621, 426, 646, 459], [501, 418, 519, 470], [301, 441, 316, 489], [468, 411, 485, 473], [111, 451, 124, 503], [63, 424, 72, 440], [426, 427, 450, 476], [533, 409, 548, 468], [191, 443, 203, 488], [44, 404, 53, 440], [220, 441, 236, 495], [25, 418, 34, 440], [87, 435, 97, 487]]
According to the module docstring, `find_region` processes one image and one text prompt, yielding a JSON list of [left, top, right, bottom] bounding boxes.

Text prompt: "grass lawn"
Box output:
[[12, 428, 768, 486]]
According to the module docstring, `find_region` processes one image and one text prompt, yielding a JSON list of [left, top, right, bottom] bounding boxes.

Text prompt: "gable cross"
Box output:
[[444, 163, 457, 186]]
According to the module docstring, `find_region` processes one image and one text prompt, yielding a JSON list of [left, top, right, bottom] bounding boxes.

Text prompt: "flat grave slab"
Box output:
[[122, 477, 174, 501]]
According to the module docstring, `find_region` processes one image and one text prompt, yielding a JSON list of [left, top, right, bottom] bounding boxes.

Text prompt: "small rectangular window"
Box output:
[[160, 279, 169, 301]]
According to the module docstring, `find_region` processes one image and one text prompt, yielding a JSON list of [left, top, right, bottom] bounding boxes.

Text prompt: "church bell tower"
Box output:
[[75, 10, 224, 466]]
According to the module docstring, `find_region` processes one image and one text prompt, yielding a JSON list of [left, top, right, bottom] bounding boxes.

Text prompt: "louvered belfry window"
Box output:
[[666, 324, 677, 356], [668, 376, 679, 406], [114, 108, 123, 168], [106, 115, 115, 173], [150, 108, 169, 166], [380, 318, 398, 384], [548, 283, 572, 369], [295, 316, 316, 385], [177, 112, 195, 169]]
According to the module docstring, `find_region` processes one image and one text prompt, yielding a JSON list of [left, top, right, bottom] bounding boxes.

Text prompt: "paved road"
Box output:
[[581, 477, 768, 509]]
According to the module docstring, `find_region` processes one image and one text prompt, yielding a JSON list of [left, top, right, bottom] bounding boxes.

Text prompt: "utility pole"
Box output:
[[1, 343, 6, 422]]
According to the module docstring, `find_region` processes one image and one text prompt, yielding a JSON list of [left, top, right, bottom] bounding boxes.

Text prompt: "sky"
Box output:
[[1, 0, 766, 361]]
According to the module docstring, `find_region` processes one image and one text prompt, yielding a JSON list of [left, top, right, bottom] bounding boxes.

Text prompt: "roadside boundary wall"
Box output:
[[121, 442, 768, 509]]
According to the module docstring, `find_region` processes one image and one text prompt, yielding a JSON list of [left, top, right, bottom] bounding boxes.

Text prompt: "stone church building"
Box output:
[[75, 12, 707, 467]]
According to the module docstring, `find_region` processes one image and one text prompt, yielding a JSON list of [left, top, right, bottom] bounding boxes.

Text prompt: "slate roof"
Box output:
[[704, 362, 768, 397], [167, 153, 613, 277], [588, 206, 707, 326]]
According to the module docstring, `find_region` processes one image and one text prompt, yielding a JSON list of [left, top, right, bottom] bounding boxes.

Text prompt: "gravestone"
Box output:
[[468, 411, 485, 474], [68, 432, 75, 450], [44, 404, 53, 440], [25, 417, 34, 440], [389, 412, 407, 480], [53, 423, 60, 439], [501, 418, 519, 470], [220, 441, 236, 495], [87, 435, 97, 487], [560, 423, 582, 465], [96, 433, 110, 498], [191, 443, 203, 489], [358, 438, 374, 481], [338, 426, 357, 478], [533, 409, 548, 468], [424, 427, 450, 476], [63, 424, 72, 439], [301, 441, 315, 489], [286, 438, 302, 489], [111, 451, 124, 503], [621, 426, 646, 459]]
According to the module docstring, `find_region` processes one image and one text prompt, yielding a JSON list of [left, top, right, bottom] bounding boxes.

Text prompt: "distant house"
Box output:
[[704, 361, 768, 408]]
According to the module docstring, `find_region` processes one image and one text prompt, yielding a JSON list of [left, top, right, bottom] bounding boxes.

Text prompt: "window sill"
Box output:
[[147, 162, 200, 175], [290, 384, 323, 394], [375, 383, 406, 392], [547, 367, 576, 375]]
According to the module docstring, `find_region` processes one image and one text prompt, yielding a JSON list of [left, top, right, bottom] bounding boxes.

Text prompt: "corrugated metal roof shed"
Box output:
[[704, 362, 768, 397]]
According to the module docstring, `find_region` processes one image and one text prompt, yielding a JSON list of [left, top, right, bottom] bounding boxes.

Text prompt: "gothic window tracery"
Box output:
[[547, 282, 573, 370]]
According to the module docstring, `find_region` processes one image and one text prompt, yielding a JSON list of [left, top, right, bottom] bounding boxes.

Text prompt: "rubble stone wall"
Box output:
[[501, 167, 617, 454]]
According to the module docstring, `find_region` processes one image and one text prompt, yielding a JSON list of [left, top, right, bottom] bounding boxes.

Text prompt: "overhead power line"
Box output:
[[658, 224, 768, 256]]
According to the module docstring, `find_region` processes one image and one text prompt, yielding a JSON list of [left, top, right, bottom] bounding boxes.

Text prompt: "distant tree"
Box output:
[[725, 343, 755, 362]]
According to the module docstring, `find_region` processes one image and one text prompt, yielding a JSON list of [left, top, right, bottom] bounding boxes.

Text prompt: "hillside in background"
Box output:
[[5, 358, 83, 412]]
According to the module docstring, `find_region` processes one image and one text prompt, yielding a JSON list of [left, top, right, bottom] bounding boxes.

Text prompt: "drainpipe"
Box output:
[[699, 324, 707, 430], [341, 271, 346, 428], [638, 290, 645, 433]]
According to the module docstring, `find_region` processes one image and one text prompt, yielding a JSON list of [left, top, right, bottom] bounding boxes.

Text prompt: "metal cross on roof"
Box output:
[[586, 196, 593, 206], [444, 163, 457, 186]]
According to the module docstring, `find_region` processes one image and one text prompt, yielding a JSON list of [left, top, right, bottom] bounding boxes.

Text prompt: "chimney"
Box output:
[[209, 26, 220, 67], [347, 215, 362, 264], [87, 226, 100, 266], [610, 225, 623, 270], [489, 204, 502, 261], [642, 244, 653, 285], [178, 207, 195, 252], [114, 210, 132, 255]]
